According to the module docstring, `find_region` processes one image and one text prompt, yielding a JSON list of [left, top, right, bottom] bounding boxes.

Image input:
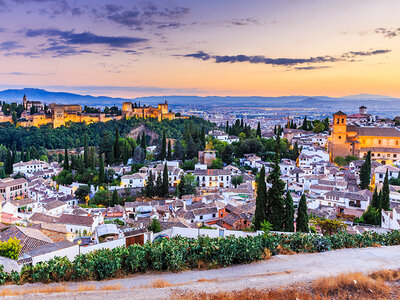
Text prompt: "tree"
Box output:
[[210, 158, 223, 169], [160, 130, 166, 161], [167, 141, 172, 161], [0, 167, 5, 179], [312, 122, 325, 134], [231, 175, 244, 188], [283, 191, 295, 232], [302, 116, 308, 131], [133, 146, 145, 163], [200, 126, 206, 149], [141, 131, 146, 150], [371, 187, 380, 209], [221, 144, 234, 165], [186, 135, 196, 159], [111, 189, 120, 206], [177, 174, 197, 197], [144, 171, 155, 198], [64, 147, 69, 170], [84, 133, 89, 168], [256, 122, 261, 138], [155, 173, 163, 197], [12, 111, 17, 125], [296, 194, 309, 233], [291, 142, 299, 161], [162, 163, 169, 197], [225, 120, 229, 134], [4, 150, 13, 174], [75, 185, 90, 202], [381, 169, 391, 211], [173, 139, 184, 160], [98, 154, 105, 184], [359, 151, 371, 189], [253, 166, 267, 230], [312, 219, 347, 236], [114, 127, 120, 162], [148, 218, 162, 233], [266, 134, 286, 231], [333, 156, 347, 166], [260, 220, 273, 233]]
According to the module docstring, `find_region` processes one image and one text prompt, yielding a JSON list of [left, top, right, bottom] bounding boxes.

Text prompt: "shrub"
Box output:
[[0, 237, 21, 260]]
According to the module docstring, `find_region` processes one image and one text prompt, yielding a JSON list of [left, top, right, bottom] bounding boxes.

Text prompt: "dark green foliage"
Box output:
[[144, 171, 155, 198], [148, 218, 162, 233], [63, 147, 69, 170], [253, 166, 267, 230], [231, 175, 244, 188], [302, 116, 308, 130], [382, 169, 391, 211], [75, 185, 90, 202], [84, 133, 89, 168], [114, 127, 120, 162], [283, 191, 295, 232], [5, 230, 400, 285], [160, 130, 166, 161], [256, 122, 261, 138], [296, 194, 309, 233], [167, 141, 172, 161], [162, 163, 169, 197], [173, 139, 184, 160], [266, 134, 285, 231], [111, 189, 120, 206], [221, 144, 234, 165], [359, 151, 371, 189], [4, 150, 13, 174], [98, 154, 105, 184]]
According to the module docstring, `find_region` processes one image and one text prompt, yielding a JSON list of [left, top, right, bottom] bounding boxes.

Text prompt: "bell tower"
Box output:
[[332, 111, 347, 144], [23, 95, 27, 110]]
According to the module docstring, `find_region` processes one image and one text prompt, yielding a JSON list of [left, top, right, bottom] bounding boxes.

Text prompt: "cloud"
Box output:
[[25, 28, 148, 47], [0, 41, 23, 51], [0, 71, 52, 76], [181, 49, 391, 67], [375, 27, 400, 38], [294, 66, 331, 71], [229, 18, 261, 26], [98, 3, 190, 30], [12, 0, 82, 17]]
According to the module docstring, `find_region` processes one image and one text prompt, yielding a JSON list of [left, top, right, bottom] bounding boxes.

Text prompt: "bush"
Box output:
[[1, 230, 400, 285], [0, 237, 21, 260]]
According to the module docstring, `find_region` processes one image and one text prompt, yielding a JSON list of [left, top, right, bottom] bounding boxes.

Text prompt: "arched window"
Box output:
[[341, 118, 344, 124]]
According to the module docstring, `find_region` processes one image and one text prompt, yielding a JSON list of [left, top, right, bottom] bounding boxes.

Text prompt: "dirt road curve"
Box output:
[[4, 245, 400, 299]]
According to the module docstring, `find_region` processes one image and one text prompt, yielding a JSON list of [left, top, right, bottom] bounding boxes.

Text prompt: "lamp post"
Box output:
[[197, 222, 202, 238], [77, 239, 82, 255]]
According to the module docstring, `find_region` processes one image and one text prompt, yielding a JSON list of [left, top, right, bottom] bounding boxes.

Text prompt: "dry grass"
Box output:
[[171, 288, 315, 300], [99, 283, 123, 291], [75, 284, 97, 292], [150, 278, 173, 288], [370, 269, 400, 282], [313, 272, 391, 297]]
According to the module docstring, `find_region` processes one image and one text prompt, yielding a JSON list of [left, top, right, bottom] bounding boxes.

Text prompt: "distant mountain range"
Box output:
[[0, 88, 399, 114]]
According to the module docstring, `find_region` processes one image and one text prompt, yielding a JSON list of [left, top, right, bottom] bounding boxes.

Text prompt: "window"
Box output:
[[339, 136, 342, 139], [379, 140, 382, 145], [388, 154, 391, 157], [212, 214, 216, 218], [394, 154, 397, 158], [200, 216, 203, 220], [341, 118, 344, 124], [336, 118, 339, 124]]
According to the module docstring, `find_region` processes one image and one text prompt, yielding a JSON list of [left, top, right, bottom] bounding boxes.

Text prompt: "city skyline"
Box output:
[[0, 0, 399, 98]]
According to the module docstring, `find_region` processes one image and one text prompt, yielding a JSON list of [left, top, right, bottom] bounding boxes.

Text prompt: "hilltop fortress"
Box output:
[[0, 96, 176, 128]]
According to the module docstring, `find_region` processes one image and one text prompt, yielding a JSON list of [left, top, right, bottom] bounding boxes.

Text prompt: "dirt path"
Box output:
[[4, 245, 400, 299]]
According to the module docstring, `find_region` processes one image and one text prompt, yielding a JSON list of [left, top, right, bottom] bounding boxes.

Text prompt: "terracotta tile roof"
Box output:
[[57, 214, 94, 227]]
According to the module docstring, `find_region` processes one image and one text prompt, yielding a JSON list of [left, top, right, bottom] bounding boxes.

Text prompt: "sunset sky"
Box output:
[[0, 0, 399, 98]]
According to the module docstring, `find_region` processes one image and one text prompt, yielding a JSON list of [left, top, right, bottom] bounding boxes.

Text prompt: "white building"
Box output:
[[121, 173, 147, 188], [374, 165, 400, 184], [13, 160, 49, 175], [193, 169, 232, 188]]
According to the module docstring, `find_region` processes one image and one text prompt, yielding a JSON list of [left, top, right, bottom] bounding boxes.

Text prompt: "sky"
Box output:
[[0, 0, 399, 98]]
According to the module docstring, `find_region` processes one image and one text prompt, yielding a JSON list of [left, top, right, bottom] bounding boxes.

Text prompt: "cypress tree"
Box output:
[[296, 194, 309, 232], [136, 134, 141, 147], [111, 189, 119, 206], [141, 131, 146, 150], [98, 154, 105, 184], [302, 116, 308, 131], [123, 143, 129, 165], [84, 133, 89, 168], [167, 141, 172, 161], [144, 171, 155, 198], [0, 167, 5, 179], [64, 147, 69, 170], [26, 150, 30, 162], [162, 163, 169, 197], [256, 122, 261, 138], [173, 139, 184, 160], [114, 127, 120, 162], [381, 169, 391, 210], [283, 191, 295, 232], [5, 150, 13, 174], [21, 145, 25, 162], [200, 126, 206, 149], [359, 151, 371, 189], [292, 142, 299, 161], [371, 187, 380, 209], [12, 144, 16, 163], [90, 147, 95, 169], [253, 166, 267, 230], [225, 120, 229, 133], [155, 173, 163, 197], [273, 125, 277, 135], [177, 175, 185, 198], [161, 130, 166, 161], [266, 134, 286, 231]]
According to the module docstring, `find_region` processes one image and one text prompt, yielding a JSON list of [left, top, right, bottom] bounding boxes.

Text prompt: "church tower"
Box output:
[[330, 111, 350, 159], [23, 95, 27, 110]]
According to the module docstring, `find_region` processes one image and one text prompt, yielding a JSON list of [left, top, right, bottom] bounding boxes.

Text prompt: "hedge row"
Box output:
[[1, 230, 400, 285]]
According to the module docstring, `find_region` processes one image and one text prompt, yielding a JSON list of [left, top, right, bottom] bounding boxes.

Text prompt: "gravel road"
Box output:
[[4, 245, 400, 299]]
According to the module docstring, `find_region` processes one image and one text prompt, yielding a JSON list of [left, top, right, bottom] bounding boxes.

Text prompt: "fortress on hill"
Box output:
[[0, 96, 176, 128]]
